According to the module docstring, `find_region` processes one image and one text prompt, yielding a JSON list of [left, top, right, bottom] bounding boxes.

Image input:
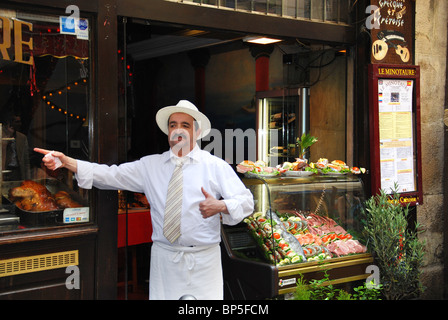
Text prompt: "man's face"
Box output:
[[168, 112, 201, 156]]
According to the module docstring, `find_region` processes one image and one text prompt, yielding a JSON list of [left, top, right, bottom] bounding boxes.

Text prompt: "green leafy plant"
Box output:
[[335, 290, 352, 300], [293, 274, 311, 300], [296, 133, 318, 159], [307, 269, 336, 300], [362, 184, 425, 300], [293, 271, 382, 300], [352, 280, 383, 300]]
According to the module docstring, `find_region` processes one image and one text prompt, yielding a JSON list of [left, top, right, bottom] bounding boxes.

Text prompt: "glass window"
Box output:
[[325, 0, 339, 22], [237, 0, 253, 11], [256, 88, 310, 167], [219, 0, 236, 9], [172, 0, 350, 24], [310, 0, 324, 21], [267, 0, 282, 15], [1, 8, 91, 232], [283, 0, 297, 18], [297, 0, 311, 19]]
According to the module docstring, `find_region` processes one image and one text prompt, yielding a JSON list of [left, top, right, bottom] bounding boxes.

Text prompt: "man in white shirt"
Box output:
[[35, 100, 254, 300]]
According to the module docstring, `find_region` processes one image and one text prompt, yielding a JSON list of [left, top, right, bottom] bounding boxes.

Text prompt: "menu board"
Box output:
[[369, 64, 422, 206], [378, 79, 415, 193]]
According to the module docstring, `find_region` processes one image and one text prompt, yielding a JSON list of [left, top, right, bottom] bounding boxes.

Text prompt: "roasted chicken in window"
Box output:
[[54, 191, 82, 209], [9, 180, 81, 212]]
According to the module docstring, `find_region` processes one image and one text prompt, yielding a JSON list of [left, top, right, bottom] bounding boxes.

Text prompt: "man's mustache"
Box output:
[[170, 131, 189, 141]]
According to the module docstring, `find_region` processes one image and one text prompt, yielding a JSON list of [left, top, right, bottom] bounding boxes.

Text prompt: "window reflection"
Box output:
[[1, 9, 90, 230]]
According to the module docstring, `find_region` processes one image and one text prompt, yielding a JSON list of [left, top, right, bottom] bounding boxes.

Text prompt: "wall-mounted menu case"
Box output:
[[368, 64, 422, 206], [221, 175, 373, 299]]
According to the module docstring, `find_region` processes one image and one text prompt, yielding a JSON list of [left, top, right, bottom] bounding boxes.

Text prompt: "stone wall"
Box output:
[[414, 0, 447, 299]]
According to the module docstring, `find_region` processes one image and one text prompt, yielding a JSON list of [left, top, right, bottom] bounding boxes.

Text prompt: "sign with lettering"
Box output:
[[0, 17, 33, 65], [370, 0, 415, 65], [1, 15, 89, 64], [377, 66, 416, 76]]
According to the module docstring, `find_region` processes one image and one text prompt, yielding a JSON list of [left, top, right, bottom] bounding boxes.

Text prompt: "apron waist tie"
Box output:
[[172, 251, 195, 285], [156, 241, 218, 286]]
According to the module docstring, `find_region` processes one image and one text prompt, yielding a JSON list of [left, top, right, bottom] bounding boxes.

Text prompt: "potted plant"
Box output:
[[362, 184, 425, 300]]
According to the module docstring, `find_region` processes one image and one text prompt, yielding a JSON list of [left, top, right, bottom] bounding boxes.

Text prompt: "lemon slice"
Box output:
[[282, 162, 292, 170]]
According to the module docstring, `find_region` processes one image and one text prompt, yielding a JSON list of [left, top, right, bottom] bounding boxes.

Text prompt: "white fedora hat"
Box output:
[[156, 100, 211, 140]]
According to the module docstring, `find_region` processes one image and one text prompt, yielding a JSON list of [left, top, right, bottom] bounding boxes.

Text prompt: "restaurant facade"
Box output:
[[0, 0, 446, 300]]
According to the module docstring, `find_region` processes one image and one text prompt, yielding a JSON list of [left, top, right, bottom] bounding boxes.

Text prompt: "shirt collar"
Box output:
[[165, 144, 201, 165]]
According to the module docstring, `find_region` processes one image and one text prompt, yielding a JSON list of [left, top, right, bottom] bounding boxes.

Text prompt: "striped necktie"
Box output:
[[163, 158, 185, 243]]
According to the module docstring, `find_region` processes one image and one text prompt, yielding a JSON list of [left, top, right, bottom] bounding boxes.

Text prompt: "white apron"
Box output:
[[149, 241, 223, 300]]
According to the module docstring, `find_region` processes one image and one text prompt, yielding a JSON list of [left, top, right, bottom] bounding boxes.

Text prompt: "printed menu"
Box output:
[[378, 79, 415, 193]]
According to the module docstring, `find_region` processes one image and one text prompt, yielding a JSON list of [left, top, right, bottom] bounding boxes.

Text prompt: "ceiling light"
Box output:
[[243, 36, 282, 45]]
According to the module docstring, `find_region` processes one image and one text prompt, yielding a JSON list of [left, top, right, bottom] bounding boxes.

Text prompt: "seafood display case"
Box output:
[[221, 174, 373, 299]]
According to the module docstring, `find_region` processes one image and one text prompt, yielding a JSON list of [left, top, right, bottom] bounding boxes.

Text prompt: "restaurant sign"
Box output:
[[1, 14, 89, 66], [369, 0, 414, 65], [0, 17, 33, 65]]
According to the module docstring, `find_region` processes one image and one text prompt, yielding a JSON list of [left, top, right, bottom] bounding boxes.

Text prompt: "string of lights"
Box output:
[[41, 78, 88, 122]]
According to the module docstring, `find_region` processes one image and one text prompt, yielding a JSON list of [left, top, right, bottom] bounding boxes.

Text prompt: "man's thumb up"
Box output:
[[201, 187, 212, 199]]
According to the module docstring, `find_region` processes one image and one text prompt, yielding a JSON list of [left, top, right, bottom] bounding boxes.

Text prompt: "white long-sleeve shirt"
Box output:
[[75, 145, 254, 247]]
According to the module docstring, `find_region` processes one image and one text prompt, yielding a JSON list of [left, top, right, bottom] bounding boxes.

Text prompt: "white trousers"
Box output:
[[149, 241, 223, 300]]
